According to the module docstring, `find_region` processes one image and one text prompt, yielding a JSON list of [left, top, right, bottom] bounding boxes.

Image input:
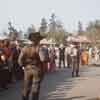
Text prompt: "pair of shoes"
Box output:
[[72, 74, 75, 77], [72, 72, 74, 77], [59, 67, 61, 69], [68, 67, 70, 68], [1, 86, 8, 90], [76, 74, 80, 77]]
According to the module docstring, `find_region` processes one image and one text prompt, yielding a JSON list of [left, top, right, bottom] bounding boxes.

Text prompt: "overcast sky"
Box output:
[[0, 0, 100, 33]]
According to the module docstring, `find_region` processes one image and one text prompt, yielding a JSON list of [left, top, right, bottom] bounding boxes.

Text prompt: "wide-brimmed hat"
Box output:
[[28, 32, 45, 43]]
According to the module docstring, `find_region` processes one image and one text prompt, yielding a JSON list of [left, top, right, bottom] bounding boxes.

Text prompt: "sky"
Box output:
[[0, 0, 100, 33]]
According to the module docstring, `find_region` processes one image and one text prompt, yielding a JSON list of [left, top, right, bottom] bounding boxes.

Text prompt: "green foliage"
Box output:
[[47, 32, 65, 43], [85, 20, 100, 42]]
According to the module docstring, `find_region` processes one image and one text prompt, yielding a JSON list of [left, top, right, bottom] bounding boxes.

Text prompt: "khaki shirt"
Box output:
[[18, 46, 40, 66]]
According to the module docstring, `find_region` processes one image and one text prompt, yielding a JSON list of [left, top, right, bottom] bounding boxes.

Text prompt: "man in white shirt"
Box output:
[[71, 45, 80, 77]]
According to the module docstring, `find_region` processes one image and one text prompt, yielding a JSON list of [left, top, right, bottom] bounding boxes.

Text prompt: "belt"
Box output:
[[25, 64, 37, 69], [31, 64, 37, 68]]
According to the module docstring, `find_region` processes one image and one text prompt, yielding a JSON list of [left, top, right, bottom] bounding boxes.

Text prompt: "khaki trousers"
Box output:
[[22, 65, 41, 100]]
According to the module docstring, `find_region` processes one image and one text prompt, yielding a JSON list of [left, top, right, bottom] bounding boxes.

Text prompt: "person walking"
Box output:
[[81, 49, 89, 65], [3, 40, 13, 83], [39, 44, 49, 74], [59, 44, 65, 68], [65, 44, 72, 68], [48, 45, 56, 72], [71, 45, 80, 77], [0, 40, 9, 89], [18, 32, 44, 100]]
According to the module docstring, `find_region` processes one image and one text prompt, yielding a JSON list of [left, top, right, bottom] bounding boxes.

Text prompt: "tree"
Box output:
[[47, 13, 66, 43], [26, 25, 36, 39], [8, 21, 17, 33], [8, 21, 18, 40], [86, 22, 94, 31], [49, 13, 57, 32], [27, 24, 36, 34], [18, 30, 24, 39], [39, 18, 48, 35], [86, 20, 100, 42], [78, 21, 83, 35], [56, 20, 65, 33]]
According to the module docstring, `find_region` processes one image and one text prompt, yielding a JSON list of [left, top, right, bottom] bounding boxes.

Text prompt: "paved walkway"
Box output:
[[40, 66, 100, 100], [0, 66, 100, 100]]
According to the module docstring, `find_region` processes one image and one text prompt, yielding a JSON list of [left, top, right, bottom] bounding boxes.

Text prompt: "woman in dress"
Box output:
[[48, 45, 56, 72]]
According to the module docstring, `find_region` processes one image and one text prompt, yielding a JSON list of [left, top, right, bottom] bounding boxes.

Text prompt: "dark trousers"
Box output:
[[0, 68, 9, 88], [67, 54, 72, 68], [72, 56, 80, 77], [22, 65, 41, 100], [13, 61, 23, 80], [59, 57, 65, 68], [10, 62, 17, 82]]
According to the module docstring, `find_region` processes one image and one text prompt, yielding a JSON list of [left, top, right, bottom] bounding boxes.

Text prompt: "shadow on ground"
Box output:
[[86, 98, 100, 100], [40, 68, 89, 100], [0, 66, 100, 100], [0, 82, 21, 100], [40, 66, 100, 100], [48, 96, 86, 100]]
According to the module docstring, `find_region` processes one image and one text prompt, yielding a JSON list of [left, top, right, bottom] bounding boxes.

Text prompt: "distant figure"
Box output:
[[10, 42, 20, 81], [88, 47, 92, 65], [0, 40, 9, 89], [49, 45, 56, 72], [59, 44, 65, 68], [39, 44, 49, 73], [65, 45, 72, 68], [91, 47, 99, 65], [81, 49, 89, 65], [55, 45, 59, 67], [71, 45, 80, 77]]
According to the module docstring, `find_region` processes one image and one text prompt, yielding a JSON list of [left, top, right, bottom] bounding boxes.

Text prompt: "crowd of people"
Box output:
[[38, 43, 100, 76], [0, 39, 22, 89], [0, 39, 100, 89], [39, 43, 81, 77], [0, 32, 100, 100]]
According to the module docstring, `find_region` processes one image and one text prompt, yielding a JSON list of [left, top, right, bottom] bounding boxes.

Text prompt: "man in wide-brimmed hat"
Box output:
[[28, 32, 45, 44], [18, 32, 45, 100]]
